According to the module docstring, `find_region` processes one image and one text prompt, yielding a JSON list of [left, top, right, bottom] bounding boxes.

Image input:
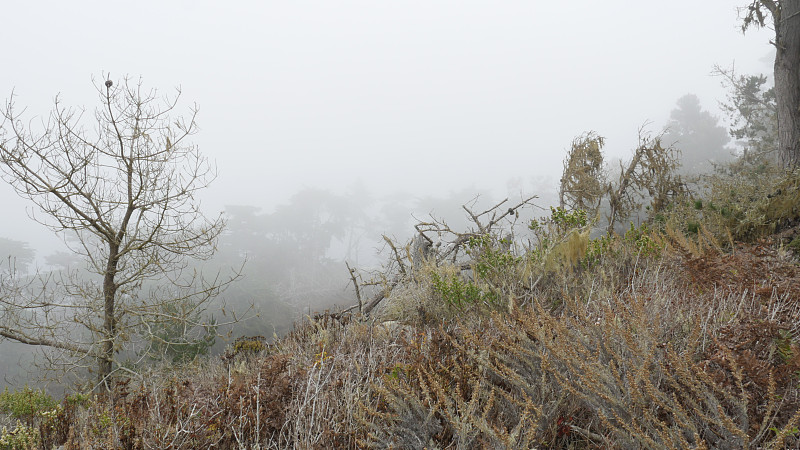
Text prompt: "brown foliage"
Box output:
[[20, 207, 800, 449], [364, 323, 542, 448], [671, 237, 800, 302]]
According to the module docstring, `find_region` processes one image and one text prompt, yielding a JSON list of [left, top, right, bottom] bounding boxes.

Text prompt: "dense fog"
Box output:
[[0, 1, 777, 389]]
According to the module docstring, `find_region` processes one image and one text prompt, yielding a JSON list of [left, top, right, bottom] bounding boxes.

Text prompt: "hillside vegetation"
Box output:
[[3, 159, 800, 448]]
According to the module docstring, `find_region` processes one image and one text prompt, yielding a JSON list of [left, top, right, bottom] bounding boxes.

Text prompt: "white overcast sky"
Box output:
[[0, 1, 774, 253]]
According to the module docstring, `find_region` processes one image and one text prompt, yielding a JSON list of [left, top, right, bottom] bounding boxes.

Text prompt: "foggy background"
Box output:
[[0, 1, 777, 384]]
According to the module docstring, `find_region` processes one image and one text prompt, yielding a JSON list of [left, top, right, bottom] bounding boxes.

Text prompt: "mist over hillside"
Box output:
[[0, 86, 762, 391], [3, 4, 799, 447]]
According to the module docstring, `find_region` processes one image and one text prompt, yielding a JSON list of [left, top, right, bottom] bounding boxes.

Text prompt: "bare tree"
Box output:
[[0, 76, 235, 390], [742, 0, 800, 168]]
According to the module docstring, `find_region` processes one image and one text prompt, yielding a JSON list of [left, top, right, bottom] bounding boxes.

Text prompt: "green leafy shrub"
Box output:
[[430, 272, 497, 308], [789, 236, 800, 256], [222, 335, 269, 365], [529, 206, 588, 236], [529, 207, 591, 270], [466, 234, 520, 280], [622, 222, 663, 257], [232, 335, 267, 355], [582, 222, 665, 271], [0, 386, 56, 426], [64, 392, 90, 408], [584, 233, 614, 265]]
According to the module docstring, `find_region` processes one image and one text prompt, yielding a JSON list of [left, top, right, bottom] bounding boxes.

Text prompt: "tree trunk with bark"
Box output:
[[774, 0, 800, 167], [746, 0, 800, 167], [100, 242, 120, 385]]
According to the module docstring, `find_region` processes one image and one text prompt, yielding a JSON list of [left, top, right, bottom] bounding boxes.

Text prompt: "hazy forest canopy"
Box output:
[[2, 1, 800, 448]]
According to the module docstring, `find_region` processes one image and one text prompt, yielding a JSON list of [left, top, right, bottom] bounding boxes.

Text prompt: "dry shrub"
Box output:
[[667, 226, 800, 302], [699, 316, 800, 441], [527, 292, 751, 449], [363, 322, 543, 448], [47, 314, 406, 449], [274, 318, 395, 448], [529, 222, 666, 314], [363, 248, 800, 449], [663, 235, 800, 443], [50, 355, 299, 449], [522, 263, 798, 449]]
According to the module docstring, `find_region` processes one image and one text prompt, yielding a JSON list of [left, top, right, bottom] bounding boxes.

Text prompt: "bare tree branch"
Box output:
[[0, 76, 237, 389]]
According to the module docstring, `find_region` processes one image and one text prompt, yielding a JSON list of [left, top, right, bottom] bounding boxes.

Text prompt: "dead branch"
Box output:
[[345, 262, 363, 314], [382, 234, 406, 276], [337, 195, 537, 318]]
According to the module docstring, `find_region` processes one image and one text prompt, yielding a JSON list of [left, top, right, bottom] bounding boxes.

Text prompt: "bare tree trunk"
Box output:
[[774, 0, 800, 167], [100, 242, 120, 385]]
